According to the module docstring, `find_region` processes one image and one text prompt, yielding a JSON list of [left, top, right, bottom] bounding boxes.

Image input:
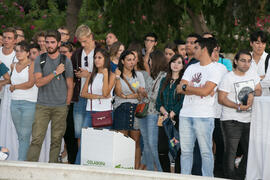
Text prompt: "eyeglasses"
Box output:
[[17, 34, 24, 38], [60, 51, 68, 54], [60, 32, 69, 36], [145, 39, 156, 43], [15, 49, 26, 53], [239, 59, 251, 63], [84, 56, 88, 67]]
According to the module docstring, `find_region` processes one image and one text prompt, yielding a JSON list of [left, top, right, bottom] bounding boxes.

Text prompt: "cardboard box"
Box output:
[[81, 128, 135, 169]]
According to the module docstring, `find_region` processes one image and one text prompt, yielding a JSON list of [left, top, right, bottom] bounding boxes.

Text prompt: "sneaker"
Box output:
[[0, 151, 9, 160]]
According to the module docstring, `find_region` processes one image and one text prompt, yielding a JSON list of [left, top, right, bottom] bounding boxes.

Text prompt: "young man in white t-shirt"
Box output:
[[176, 38, 224, 177], [218, 50, 261, 179], [0, 27, 17, 101]]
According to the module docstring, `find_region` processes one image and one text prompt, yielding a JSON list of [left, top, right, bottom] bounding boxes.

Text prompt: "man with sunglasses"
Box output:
[[71, 24, 95, 164], [58, 27, 70, 43], [218, 50, 261, 179], [142, 32, 158, 72], [15, 27, 25, 44]]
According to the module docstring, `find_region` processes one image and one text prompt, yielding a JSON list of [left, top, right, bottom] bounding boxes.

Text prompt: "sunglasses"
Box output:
[[84, 56, 88, 67]]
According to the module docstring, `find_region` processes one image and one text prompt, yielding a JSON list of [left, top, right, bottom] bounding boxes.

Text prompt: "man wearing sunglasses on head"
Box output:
[[71, 24, 95, 164]]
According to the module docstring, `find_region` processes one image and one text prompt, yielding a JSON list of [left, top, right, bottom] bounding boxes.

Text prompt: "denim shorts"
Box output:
[[113, 102, 137, 130]]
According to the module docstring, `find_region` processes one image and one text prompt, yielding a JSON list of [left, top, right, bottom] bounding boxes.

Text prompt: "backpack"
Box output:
[[40, 53, 66, 79], [265, 54, 270, 74]]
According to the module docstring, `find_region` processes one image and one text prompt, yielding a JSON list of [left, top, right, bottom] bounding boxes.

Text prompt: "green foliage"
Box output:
[[1, 0, 269, 54], [0, 0, 65, 40]]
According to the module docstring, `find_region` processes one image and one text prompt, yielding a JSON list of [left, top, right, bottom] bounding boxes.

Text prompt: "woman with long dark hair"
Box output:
[[113, 50, 145, 169], [156, 54, 185, 172], [138, 50, 167, 171], [81, 48, 113, 127]]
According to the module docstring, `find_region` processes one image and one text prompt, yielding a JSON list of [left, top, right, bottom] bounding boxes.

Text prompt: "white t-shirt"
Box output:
[[0, 47, 17, 99], [180, 62, 223, 118], [214, 62, 228, 118], [11, 64, 38, 102], [80, 49, 94, 93], [86, 73, 113, 111], [218, 71, 260, 123], [248, 51, 270, 95]]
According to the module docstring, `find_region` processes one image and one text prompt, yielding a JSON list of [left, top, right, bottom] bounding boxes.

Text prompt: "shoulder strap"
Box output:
[[10, 63, 16, 77], [40, 53, 47, 71], [265, 54, 270, 73], [90, 84, 93, 111], [60, 54, 66, 79], [152, 74, 163, 92], [122, 76, 136, 94], [12, 56, 16, 64]]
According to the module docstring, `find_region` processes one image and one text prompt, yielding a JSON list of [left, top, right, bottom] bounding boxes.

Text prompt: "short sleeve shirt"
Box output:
[[34, 54, 73, 106], [113, 71, 145, 109], [219, 71, 260, 123], [180, 62, 224, 118]]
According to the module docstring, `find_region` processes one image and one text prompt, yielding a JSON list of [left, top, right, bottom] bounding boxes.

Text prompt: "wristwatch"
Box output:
[[182, 84, 187, 91]]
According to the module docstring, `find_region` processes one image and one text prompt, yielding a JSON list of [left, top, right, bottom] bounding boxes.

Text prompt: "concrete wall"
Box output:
[[0, 161, 226, 180]]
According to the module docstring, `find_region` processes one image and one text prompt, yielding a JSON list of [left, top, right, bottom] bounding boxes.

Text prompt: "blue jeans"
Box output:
[[73, 97, 87, 138], [10, 100, 36, 161], [139, 114, 162, 171], [75, 110, 112, 164], [179, 116, 214, 177]]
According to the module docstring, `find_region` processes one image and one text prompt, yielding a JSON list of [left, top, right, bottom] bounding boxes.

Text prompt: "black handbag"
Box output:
[[162, 117, 180, 159]]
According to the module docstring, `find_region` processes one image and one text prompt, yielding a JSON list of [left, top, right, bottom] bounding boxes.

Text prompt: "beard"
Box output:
[[46, 46, 58, 54]]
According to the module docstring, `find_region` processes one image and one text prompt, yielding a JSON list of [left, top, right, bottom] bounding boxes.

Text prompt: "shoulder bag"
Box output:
[[90, 84, 113, 127]]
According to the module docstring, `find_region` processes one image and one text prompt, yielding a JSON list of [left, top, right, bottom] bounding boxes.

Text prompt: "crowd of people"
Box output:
[[0, 24, 268, 180]]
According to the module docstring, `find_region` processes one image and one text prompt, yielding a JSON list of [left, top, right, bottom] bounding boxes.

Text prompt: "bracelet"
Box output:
[[163, 112, 168, 116], [116, 75, 120, 80], [53, 70, 57, 77]]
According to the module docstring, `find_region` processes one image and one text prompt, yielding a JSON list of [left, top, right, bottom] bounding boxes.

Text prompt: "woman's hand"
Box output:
[[10, 85, 15, 92], [137, 87, 147, 98], [115, 69, 121, 76], [169, 111, 175, 119]]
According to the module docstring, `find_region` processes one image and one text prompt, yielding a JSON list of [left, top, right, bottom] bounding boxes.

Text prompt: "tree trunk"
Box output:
[[65, 0, 83, 40], [186, 8, 209, 35]]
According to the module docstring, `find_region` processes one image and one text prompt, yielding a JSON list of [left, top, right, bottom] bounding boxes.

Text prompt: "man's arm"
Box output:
[[35, 63, 65, 87], [177, 79, 216, 96], [66, 77, 73, 105], [218, 90, 250, 111]]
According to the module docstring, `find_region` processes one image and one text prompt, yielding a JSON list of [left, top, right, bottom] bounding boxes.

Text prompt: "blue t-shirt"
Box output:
[[110, 61, 118, 73], [0, 63, 9, 77], [218, 57, 232, 71]]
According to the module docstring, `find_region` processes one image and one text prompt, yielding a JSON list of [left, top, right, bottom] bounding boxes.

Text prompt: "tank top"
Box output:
[[11, 63, 38, 102]]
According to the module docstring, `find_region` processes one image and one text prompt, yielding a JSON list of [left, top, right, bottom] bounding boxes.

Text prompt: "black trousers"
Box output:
[[213, 118, 224, 177], [221, 120, 250, 180], [158, 126, 180, 173], [63, 103, 78, 164]]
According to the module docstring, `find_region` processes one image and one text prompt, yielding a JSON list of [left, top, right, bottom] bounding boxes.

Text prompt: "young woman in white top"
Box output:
[[9, 41, 37, 161], [81, 48, 115, 128]]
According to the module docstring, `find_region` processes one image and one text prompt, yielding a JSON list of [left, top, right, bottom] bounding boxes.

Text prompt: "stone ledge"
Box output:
[[0, 161, 226, 180]]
